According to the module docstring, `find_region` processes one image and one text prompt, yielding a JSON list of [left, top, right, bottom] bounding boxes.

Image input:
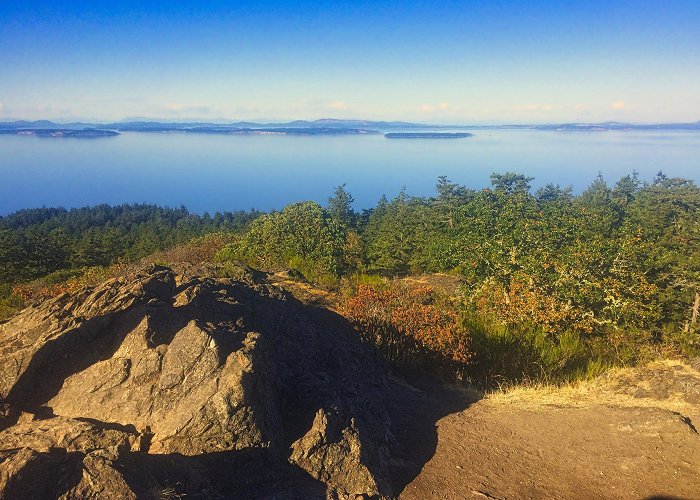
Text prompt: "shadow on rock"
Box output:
[[116, 448, 328, 499], [1, 448, 85, 499], [5, 308, 146, 415]]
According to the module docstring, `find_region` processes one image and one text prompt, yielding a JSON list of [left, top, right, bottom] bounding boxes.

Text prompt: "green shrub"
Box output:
[[41, 268, 85, 285], [218, 202, 345, 283], [0, 283, 24, 321], [463, 313, 610, 386]]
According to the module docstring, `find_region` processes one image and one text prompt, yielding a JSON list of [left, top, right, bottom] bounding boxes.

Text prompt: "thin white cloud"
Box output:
[[327, 101, 349, 110], [611, 101, 625, 110]]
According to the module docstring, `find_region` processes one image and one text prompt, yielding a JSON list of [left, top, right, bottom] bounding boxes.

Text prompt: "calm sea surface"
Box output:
[[1, 130, 699, 215]]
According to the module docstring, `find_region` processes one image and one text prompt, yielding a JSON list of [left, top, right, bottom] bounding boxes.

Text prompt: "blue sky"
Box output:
[[1, 1, 699, 123]]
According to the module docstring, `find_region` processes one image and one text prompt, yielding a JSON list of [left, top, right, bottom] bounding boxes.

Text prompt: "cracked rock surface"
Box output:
[[0, 265, 392, 499]]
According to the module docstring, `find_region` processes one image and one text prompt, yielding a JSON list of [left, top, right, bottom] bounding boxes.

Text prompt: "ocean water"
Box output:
[[1, 130, 699, 215]]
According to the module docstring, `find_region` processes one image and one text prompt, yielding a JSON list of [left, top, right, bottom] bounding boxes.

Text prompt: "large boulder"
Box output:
[[0, 265, 393, 498]]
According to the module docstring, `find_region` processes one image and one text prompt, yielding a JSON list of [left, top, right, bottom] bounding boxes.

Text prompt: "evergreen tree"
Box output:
[[327, 183, 356, 229]]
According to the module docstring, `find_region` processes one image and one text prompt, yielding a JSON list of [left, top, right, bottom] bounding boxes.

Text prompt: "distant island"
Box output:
[[0, 128, 119, 138], [385, 132, 473, 139], [533, 121, 700, 131]]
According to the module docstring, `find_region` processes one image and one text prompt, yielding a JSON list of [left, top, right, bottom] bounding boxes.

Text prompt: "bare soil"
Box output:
[[389, 361, 700, 500]]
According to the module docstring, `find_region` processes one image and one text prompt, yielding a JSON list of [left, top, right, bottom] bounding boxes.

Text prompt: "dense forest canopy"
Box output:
[[0, 204, 260, 283], [1, 172, 698, 382], [0, 204, 260, 321]]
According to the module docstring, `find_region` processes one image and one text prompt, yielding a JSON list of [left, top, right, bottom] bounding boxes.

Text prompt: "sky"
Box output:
[[1, 0, 699, 124]]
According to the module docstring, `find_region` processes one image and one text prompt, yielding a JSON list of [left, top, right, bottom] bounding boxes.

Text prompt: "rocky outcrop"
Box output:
[[607, 358, 700, 405], [290, 408, 392, 496], [0, 265, 393, 498]]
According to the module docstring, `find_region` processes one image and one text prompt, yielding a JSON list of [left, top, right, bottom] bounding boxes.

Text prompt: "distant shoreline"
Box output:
[[0, 129, 119, 138], [0, 127, 382, 138]]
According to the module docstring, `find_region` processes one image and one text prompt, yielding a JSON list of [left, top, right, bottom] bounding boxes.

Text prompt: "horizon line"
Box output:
[[2, 116, 700, 127]]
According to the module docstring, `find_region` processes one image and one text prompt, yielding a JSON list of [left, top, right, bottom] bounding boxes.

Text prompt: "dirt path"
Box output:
[[390, 361, 700, 500], [401, 402, 699, 499]]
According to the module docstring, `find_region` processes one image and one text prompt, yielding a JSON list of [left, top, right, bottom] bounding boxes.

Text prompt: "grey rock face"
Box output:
[[0, 265, 393, 498]]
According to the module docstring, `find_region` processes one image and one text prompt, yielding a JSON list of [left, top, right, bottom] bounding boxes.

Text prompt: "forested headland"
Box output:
[[1, 172, 698, 386]]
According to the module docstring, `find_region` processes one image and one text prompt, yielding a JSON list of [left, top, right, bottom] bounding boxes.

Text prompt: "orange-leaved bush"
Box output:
[[12, 282, 70, 302], [342, 282, 471, 376]]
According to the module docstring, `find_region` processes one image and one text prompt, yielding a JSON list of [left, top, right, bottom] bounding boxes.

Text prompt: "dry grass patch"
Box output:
[[486, 358, 700, 415]]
